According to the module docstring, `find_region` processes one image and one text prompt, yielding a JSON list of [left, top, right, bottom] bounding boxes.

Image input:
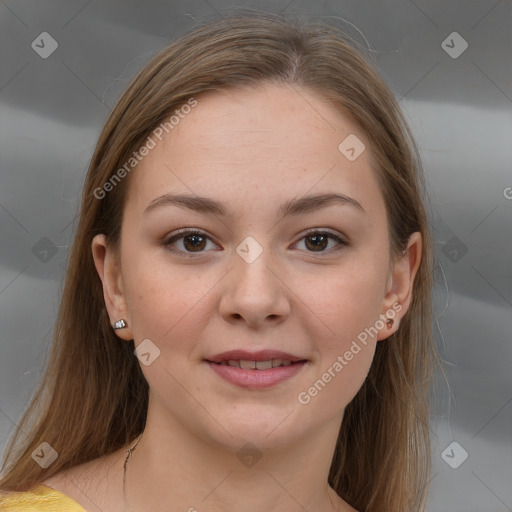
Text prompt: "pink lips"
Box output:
[[205, 349, 308, 389]]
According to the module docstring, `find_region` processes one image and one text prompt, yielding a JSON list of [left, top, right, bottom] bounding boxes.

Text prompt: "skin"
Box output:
[[43, 83, 421, 512]]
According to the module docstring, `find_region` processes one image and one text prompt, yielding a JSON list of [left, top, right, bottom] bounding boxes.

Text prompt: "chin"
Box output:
[[203, 406, 307, 452]]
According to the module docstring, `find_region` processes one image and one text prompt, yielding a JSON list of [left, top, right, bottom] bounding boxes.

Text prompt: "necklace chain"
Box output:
[[123, 432, 143, 508]]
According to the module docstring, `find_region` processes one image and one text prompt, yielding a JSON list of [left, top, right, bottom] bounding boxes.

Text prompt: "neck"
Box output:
[[123, 402, 351, 512]]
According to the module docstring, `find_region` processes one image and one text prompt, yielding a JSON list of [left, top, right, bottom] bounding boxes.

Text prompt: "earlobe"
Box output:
[[377, 231, 422, 341], [91, 234, 133, 340]]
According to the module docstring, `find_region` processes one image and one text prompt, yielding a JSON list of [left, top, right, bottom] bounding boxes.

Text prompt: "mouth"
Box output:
[[207, 358, 306, 369], [204, 350, 308, 389], [206, 349, 307, 365]]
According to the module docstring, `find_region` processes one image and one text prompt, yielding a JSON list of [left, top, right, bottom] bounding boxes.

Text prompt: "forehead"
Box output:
[[125, 83, 385, 222]]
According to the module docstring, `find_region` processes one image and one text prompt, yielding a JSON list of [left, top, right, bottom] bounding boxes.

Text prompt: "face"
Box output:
[[93, 83, 420, 451]]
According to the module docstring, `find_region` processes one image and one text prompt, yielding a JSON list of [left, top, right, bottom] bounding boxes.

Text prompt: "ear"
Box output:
[[377, 231, 422, 341], [91, 234, 133, 341]]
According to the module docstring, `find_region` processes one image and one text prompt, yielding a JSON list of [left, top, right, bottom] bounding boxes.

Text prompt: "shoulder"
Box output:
[[39, 447, 127, 512], [0, 484, 86, 511], [0, 447, 126, 512]]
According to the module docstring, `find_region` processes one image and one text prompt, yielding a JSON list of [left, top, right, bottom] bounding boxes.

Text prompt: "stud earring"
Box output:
[[114, 319, 127, 330], [386, 318, 394, 329]]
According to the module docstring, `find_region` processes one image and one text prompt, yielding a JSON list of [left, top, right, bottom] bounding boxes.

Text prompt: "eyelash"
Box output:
[[163, 228, 348, 258]]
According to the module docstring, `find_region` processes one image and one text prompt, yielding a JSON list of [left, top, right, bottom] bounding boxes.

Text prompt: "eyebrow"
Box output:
[[143, 192, 366, 218]]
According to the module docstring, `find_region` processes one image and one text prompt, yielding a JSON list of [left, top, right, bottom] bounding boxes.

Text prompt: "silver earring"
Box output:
[[114, 319, 127, 330]]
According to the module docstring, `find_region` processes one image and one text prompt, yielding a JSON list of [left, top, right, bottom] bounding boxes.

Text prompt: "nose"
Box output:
[[218, 242, 291, 328]]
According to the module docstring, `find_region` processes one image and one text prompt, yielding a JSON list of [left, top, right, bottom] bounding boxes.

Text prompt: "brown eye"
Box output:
[[182, 233, 207, 252], [295, 230, 347, 253], [304, 233, 329, 251], [164, 229, 217, 257]]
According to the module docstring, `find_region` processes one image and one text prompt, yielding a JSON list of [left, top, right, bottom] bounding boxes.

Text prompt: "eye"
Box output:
[[293, 229, 348, 253], [163, 229, 219, 257], [163, 228, 348, 258]]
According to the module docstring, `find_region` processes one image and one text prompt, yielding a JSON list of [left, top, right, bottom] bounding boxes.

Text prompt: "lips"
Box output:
[[212, 359, 296, 370], [205, 349, 308, 388], [206, 349, 306, 365]]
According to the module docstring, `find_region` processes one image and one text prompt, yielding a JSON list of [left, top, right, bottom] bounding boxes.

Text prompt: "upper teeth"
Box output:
[[218, 359, 293, 369]]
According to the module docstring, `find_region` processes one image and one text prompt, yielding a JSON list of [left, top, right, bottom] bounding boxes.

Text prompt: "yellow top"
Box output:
[[0, 484, 86, 511]]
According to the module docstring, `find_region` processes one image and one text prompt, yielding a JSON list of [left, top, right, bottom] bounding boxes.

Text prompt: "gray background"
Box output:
[[1, 0, 511, 510]]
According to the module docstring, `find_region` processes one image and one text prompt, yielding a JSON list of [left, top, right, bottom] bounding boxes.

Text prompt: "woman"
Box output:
[[0, 11, 439, 512]]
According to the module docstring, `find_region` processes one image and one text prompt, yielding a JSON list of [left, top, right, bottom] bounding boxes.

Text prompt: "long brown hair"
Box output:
[[1, 11, 441, 511]]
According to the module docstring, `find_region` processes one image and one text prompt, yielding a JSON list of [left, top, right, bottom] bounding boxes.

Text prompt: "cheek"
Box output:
[[314, 344, 376, 414], [122, 260, 216, 397], [293, 261, 384, 408], [297, 259, 385, 343], [122, 254, 215, 343], [298, 285, 378, 414]]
